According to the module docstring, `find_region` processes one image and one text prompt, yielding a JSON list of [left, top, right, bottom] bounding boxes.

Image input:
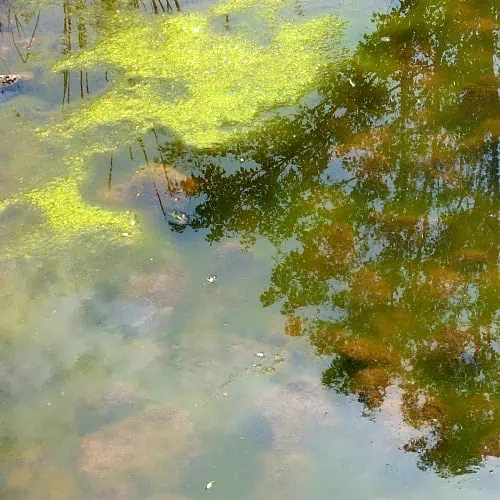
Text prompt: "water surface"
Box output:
[[1, 0, 499, 498]]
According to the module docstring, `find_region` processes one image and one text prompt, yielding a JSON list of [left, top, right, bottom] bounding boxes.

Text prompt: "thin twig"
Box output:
[[25, 10, 40, 52], [108, 155, 113, 190], [138, 138, 167, 219]]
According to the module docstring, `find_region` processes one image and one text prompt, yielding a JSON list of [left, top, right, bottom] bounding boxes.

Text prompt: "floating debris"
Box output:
[[1, 74, 20, 89], [206, 274, 217, 284], [255, 352, 265, 358], [348, 78, 356, 87], [0, 73, 32, 103], [260, 366, 275, 374], [381, 36, 391, 42], [206, 480, 215, 490], [167, 210, 190, 225], [0, 73, 30, 92]]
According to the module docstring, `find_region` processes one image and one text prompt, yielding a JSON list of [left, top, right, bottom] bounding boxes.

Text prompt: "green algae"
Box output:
[[1, 159, 139, 260], [25, 175, 137, 238], [48, 0, 347, 150], [211, 0, 284, 16]]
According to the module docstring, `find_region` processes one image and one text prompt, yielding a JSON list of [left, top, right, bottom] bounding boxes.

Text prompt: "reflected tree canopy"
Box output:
[[158, 0, 499, 476]]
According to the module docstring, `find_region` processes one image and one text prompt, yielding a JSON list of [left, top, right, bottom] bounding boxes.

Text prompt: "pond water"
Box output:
[[1, 0, 499, 498]]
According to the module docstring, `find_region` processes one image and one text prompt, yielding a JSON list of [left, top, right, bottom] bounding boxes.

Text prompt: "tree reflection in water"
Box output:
[[158, 0, 499, 476]]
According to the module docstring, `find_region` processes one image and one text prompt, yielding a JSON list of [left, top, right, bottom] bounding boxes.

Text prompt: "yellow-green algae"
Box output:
[[25, 176, 137, 237], [47, 0, 347, 150], [1, 159, 139, 259]]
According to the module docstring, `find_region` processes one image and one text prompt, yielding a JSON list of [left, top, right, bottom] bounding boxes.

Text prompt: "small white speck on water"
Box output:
[[255, 352, 265, 358], [206, 480, 215, 490]]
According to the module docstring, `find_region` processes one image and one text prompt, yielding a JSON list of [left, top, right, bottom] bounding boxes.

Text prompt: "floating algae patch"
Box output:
[[26, 177, 137, 237], [1, 160, 139, 260], [47, 0, 347, 150]]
